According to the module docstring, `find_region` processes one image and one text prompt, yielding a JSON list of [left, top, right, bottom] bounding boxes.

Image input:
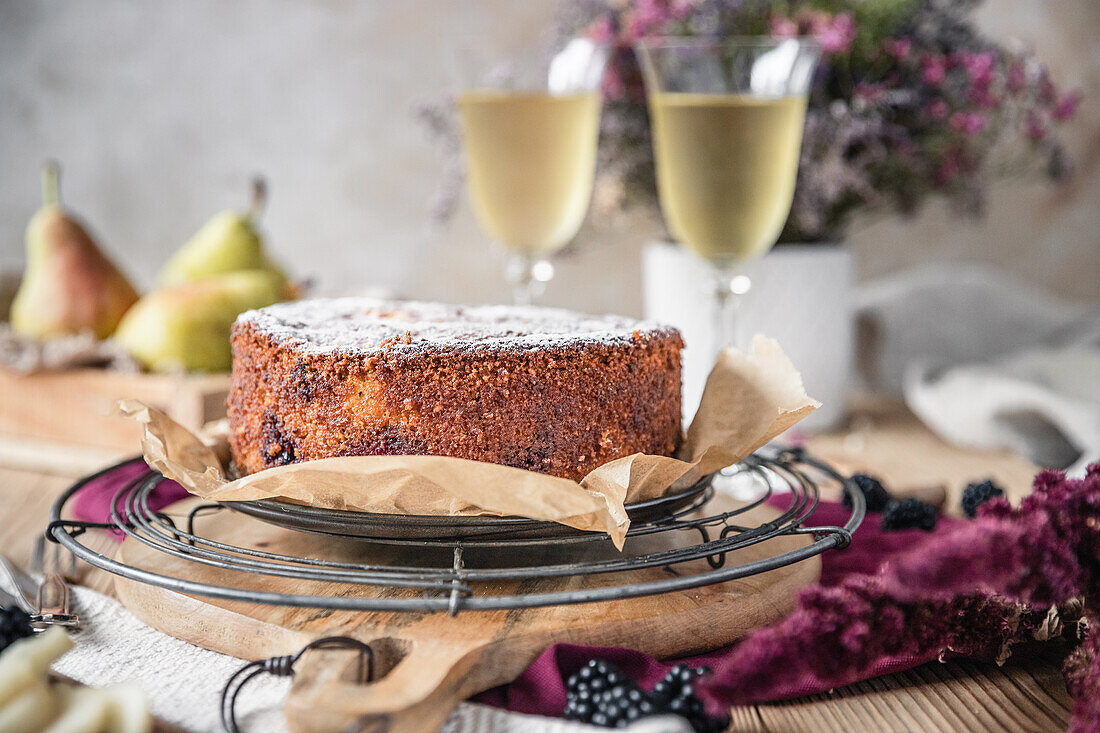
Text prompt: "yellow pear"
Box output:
[[113, 270, 286, 373], [157, 178, 288, 289], [10, 162, 139, 340]]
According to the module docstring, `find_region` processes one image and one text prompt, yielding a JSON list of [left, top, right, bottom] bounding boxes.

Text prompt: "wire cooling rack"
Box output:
[[47, 447, 863, 616]]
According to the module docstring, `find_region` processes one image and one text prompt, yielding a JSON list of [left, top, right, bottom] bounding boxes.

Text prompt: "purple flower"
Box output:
[[1027, 112, 1048, 141], [588, 16, 616, 43], [854, 82, 883, 103], [1006, 61, 1026, 93], [602, 65, 627, 99], [922, 54, 947, 85], [625, 0, 680, 39], [961, 51, 996, 84], [1053, 89, 1082, 121], [1038, 72, 1057, 104], [950, 111, 989, 134], [936, 148, 962, 184], [534, 0, 1082, 243], [815, 13, 856, 54], [770, 16, 799, 40], [884, 37, 912, 59], [969, 85, 1000, 109]]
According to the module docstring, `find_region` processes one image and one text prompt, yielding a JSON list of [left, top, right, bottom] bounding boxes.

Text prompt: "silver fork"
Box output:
[[29, 535, 80, 629], [0, 552, 38, 613]]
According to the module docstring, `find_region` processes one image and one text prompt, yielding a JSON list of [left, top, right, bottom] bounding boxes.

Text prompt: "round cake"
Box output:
[[227, 298, 683, 481]]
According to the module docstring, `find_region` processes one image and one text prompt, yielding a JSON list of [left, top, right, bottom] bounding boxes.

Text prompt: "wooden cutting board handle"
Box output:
[[285, 633, 504, 733]]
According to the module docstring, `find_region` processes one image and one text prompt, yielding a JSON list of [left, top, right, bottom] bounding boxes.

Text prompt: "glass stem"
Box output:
[[711, 267, 745, 364], [508, 254, 541, 307]]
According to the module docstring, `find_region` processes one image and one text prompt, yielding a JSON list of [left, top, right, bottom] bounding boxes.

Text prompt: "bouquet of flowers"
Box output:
[[557, 0, 1080, 242]]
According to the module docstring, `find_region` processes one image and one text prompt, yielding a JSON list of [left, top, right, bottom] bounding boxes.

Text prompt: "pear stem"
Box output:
[[41, 160, 61, 207], [247, 177, 267, 221]]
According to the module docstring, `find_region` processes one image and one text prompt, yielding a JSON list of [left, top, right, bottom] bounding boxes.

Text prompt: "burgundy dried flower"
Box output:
[[702, 465, 1100, 731]]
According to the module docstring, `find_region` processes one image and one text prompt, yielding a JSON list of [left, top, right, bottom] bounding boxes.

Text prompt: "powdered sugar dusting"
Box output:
[[237, 298, 678, 356]]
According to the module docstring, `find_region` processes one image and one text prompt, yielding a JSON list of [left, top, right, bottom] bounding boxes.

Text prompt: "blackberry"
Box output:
[[565, 660, 644, 728], [564, 659, 729, 732], [881, 497, 937, 531], [843, 473, 891, 512], [961, 479, 1004, 517], [0, 606, 34, 652]]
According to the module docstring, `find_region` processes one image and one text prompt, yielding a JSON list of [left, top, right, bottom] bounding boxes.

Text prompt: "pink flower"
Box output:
[[770, 16, 799, 40], [961, 51, 996, 85], [588, 17, 616, 44], [670, 0, 693, 21], [1038, 73, 1056, 104], [1026, 112, 1047, 141], [854, 82, 883, 103], [936, 149, 962, 184], [969, 85, 999, 109], [921, 54, 947, 85], [950, 111, 988, 134], [884, 37, 912, 59], [1053, 88, 1082, 121], [602, 65, 627, 99], [625, 0, 677, 39], [816, 13, 856, 54], [1006, 61, 1026, 94], [897, 139, 919, 157], [927, 98, 949, 120]]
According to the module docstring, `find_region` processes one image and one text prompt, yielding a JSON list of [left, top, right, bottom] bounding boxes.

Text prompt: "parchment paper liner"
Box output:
[[120, 335, 818, 549]]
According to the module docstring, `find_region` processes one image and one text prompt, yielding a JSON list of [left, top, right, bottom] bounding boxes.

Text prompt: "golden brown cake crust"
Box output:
[[227, 299, 683, 481]]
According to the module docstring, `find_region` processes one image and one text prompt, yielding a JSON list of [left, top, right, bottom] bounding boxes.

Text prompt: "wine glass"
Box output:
[[457, 39, 610, 305], [635, 38, 820, 359]]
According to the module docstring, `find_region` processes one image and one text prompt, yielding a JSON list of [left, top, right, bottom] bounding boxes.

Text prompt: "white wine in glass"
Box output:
[[649, 93, 807, 263], [636, 38, 820, 357], [457, 40, 609, 305], [459, 91, 601, 259]]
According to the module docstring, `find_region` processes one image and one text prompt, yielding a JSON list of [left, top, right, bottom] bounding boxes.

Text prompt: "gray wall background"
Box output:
[[2, 0, 1097, 316]]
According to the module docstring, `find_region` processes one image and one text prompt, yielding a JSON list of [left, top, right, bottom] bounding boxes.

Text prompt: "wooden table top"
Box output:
[[0, 398, 1073, 732]]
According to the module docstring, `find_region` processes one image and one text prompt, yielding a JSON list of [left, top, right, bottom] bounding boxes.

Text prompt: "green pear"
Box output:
[[10, 162, 140, 339], [157, 179, 288, 289], [113, 270, 285, 373]]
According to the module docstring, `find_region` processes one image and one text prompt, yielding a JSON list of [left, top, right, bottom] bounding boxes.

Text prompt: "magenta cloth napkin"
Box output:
[[473, 499, 967, 715], [71, 459, 190, 539]]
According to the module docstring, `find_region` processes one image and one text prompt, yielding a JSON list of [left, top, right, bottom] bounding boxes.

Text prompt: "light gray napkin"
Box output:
[[857, 264, 1100, 474]]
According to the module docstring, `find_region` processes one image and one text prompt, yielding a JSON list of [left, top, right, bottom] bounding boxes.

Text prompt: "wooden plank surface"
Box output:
[[0, 400, 1074, 732], [728, 658, 1071, 732]]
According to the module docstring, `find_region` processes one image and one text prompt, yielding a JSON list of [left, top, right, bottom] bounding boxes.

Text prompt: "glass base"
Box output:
[[506, 255, 555, 306]]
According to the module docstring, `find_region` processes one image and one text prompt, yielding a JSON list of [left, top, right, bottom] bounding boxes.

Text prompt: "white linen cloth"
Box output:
[[857, 264, 1100, 474], [0, 575, 690, 733]]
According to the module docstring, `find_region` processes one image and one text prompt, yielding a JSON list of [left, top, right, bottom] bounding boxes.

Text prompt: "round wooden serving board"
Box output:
[[114, 494, 819, 733]]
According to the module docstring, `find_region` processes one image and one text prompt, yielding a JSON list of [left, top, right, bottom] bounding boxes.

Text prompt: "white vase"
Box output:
[[643, 241, 854, 432]]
